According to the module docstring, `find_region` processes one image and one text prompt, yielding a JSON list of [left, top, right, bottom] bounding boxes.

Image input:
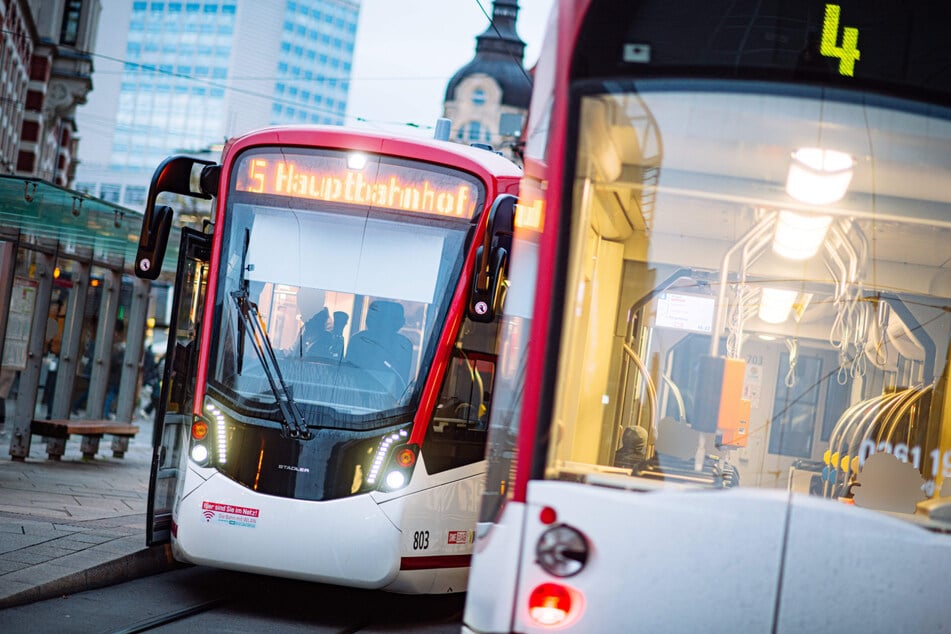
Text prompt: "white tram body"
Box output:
[[467, 484, 951, 633], [137, 127, 521, 593], [463, 0, 951, 630], [171, 456, 485, 592]]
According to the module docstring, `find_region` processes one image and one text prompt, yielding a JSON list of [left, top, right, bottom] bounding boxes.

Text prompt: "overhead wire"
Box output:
[[7, 5, 537, 141], [50, 38, 441, 131], [473, 0, 534, 89]]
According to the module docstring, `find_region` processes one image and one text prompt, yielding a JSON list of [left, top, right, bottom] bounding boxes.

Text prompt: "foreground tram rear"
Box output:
[[464, 1, 951, 631], [135, 126, 521, 593]]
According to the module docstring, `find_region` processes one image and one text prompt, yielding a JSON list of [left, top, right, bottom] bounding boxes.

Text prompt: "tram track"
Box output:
[[112, 598, 228, 633], [108, 605, 459, 634], [1, 565, 464, 632]]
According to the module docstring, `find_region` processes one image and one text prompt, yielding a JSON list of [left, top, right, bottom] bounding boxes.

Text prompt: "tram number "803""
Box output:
[[412, 531, 430, 550]]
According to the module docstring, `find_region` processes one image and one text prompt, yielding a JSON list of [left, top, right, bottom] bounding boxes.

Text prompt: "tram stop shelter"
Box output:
[[0, 175, 178, 462]]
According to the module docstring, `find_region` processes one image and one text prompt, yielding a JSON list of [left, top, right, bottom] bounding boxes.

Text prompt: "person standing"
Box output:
[[103, 321, 126, 419]]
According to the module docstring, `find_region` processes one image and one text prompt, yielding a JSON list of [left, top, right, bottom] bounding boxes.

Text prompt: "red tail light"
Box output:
[[528, 583, 572, 626]]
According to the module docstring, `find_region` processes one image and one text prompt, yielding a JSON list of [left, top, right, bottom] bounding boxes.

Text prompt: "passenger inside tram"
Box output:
[[538, 86, 951, 524], [346, 300, 414, 387]]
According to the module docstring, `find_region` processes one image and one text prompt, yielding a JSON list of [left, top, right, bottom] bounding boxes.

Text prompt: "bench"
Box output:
[[31, 419, 139, 460]]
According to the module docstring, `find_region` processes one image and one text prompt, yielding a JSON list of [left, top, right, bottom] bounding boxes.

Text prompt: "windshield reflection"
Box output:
[[209, 200, 470, 426]]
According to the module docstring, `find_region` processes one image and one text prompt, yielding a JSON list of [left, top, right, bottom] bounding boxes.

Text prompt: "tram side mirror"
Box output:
[[468, 194, 516, 323], [135, 155, 219, 280]]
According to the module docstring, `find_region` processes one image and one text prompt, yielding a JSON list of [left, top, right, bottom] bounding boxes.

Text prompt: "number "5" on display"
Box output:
[[820, 4, 860, 77]]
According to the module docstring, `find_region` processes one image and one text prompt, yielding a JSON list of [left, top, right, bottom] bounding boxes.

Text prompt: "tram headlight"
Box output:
[[365, 427, 414, 491], [192, 399, 230, 467], [190, 444, 209, 464], [188, 415, 213, 467], [380, 443, 418, 492], [536, 524, 589, 578], [384, 470, 406, 490]]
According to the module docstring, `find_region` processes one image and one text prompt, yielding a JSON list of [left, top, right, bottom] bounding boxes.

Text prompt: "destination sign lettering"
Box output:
[[234, 152, 480, 219]]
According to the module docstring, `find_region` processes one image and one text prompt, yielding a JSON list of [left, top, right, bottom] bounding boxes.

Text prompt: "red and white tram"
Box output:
[[464, 0, 951, 630], [135, 125, 520, 593]]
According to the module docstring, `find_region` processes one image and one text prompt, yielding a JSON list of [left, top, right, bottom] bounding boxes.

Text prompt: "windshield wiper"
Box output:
[[231, 287, 312, 440]]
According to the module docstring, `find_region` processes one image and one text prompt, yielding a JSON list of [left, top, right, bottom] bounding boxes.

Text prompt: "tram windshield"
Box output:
[[208, 147, 485, 429], [544, 80, 951, 520]]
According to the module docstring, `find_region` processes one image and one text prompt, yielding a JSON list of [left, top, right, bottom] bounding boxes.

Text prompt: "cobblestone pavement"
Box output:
[[0, 414, 177, 609]]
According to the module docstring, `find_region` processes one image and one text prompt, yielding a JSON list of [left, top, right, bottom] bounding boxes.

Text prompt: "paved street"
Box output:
[[0, 412, 174, 608]]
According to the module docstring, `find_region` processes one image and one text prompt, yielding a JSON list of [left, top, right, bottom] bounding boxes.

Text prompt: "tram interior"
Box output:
[[216, 202, 465, 415], [229, 283, 427, 412], [545, 88, 951, 521]]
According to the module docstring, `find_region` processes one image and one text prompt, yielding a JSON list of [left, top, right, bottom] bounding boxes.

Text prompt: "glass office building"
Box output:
[[75, 0, 360, 207]]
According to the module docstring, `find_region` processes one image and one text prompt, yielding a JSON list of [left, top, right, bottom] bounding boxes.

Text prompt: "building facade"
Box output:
[[74, 0, 360, 211], [2, 0, 101, 186], [0, 0, 35, 175], [443, 0, 531, 162]]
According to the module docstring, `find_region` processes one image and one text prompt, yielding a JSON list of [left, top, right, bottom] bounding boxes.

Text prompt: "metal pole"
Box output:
[[116, 276, 149, 424], [86, 268, 120, 421], [47, 254, 91, 457], [0, 233, 19, 365], [9, 250, 55, 460]]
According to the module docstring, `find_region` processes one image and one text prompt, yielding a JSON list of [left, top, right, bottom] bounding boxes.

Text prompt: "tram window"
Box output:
[[767, 353, 823, 458], [425, 320, 498, 474], [820, 376, 852, 442], [425, 352, 494, 474], [664, 334, 714, 424]]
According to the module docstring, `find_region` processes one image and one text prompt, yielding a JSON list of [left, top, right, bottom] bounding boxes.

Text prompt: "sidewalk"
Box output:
[[0, 412, 179, 609]]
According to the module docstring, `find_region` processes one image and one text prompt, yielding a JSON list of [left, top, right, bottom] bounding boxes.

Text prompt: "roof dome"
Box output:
[[445, 0, 532, 109]]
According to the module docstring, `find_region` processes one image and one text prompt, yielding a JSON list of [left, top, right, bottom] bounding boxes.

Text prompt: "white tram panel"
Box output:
[[376, 456, 487, 593], [512, 481, 787, 634], [776, 494, 951, 631], [169, 454, 486, 592], [463, 503, 529, 634], [173, 469, 402, 587]]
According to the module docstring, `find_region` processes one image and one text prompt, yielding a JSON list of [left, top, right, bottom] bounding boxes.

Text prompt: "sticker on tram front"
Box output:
[[201, 501, 260, 529]]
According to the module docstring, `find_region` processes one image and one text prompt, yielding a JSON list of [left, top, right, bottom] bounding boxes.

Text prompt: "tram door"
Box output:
[[146, 228, 211, 545]]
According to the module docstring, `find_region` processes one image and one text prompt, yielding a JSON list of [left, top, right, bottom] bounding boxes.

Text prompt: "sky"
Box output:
[[345, 0, 555, 137]]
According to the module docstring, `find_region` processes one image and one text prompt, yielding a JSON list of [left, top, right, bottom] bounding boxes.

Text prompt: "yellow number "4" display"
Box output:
[[820, 4, 860, 77]]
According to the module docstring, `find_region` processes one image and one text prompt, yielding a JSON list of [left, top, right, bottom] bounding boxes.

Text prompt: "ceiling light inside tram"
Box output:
[[785, 147, 854, 205], [772, 210, 833, 260], [758, 287, 798, 324]]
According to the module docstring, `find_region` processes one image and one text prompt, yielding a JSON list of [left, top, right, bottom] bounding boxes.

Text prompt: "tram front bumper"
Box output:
[[171, 472, 402, 588]]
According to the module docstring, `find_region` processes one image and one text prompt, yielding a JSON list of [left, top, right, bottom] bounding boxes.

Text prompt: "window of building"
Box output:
[[465, 121, 484, 142], [60, 0, 83, 45], [499, 112, 523, 137], [472, 89, 486, 106], [100, 184, 121, 203], [124, 186, 147, 205]]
